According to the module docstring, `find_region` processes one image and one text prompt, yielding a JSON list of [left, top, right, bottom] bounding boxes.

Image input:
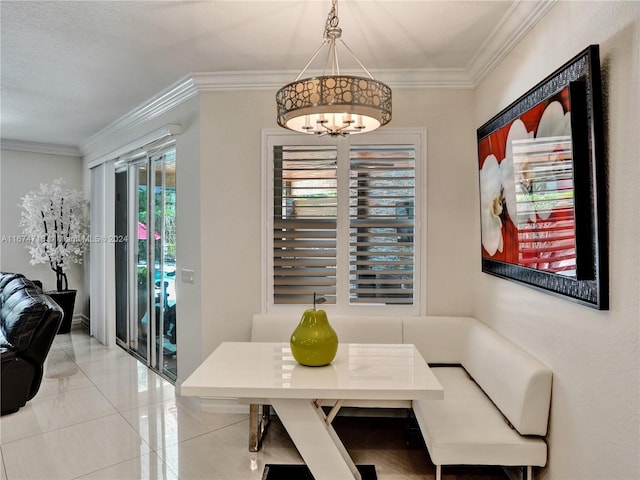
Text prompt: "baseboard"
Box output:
[[77, 314, 90, 329]]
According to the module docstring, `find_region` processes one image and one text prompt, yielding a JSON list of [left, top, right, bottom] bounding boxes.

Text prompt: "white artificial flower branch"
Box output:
[[19, 178, 90, 291]]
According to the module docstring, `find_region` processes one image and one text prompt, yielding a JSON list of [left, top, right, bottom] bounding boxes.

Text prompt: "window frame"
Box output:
[[261, 128, 427, 316]]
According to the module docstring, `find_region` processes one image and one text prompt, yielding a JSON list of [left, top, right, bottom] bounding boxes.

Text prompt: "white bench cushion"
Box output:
[[401, 316, 471, 364], [463, 321, 552, 436], [413, 367, 547, 467]]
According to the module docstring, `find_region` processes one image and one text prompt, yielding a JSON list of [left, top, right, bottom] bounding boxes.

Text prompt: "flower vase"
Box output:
[[290, 308, 338, 367], [46, 289, 77, 334]]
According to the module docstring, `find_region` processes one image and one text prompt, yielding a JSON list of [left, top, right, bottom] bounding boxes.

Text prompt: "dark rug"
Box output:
[[262, 464, 376, 480]]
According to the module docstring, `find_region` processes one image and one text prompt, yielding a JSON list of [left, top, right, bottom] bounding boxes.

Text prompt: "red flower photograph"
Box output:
[[475, 45, 607, 309], [478, 88, 577, 277]]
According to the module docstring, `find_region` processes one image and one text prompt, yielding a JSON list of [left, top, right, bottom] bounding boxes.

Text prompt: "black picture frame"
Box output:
[[476, 45, 608, 309]]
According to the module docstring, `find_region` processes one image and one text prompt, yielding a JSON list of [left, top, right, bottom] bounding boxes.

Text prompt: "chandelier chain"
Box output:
[[325, 0, 340, 35]]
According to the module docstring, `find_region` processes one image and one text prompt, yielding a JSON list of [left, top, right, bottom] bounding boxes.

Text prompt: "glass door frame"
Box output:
[[114, 143, 177, 383]]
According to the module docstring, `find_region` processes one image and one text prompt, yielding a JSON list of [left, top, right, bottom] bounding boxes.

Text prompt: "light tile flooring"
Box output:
[[0, 326, 506, 480]]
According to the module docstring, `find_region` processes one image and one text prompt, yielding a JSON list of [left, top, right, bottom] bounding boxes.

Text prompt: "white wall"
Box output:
[[473, 2, 640, 479], [0, 149, 86, 318], [392, 88, 477, 315], [197, 90, 269, 356]]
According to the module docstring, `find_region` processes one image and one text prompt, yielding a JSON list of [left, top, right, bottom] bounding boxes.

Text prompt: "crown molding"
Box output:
[[381, 69, 473, 89], [0, 139, 81, 157], [467, 0, 558, 86], [191, 71, 292, 91], [190, 68, 474, 91], [79, 76, 198, 158]]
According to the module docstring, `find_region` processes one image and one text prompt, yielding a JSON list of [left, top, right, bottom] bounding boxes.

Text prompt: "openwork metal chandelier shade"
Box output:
[[276, 0, 392, 136]]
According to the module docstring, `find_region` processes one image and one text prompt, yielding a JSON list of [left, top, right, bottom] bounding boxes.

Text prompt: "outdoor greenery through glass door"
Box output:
[[115, 148, 177, 382]]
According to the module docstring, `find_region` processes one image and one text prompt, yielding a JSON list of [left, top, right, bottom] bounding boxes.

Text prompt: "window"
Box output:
[[263, 130, 425, 315]]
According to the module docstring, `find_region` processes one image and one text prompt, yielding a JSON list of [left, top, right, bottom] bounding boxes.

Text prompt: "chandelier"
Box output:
[[276, 0, 392, 136]]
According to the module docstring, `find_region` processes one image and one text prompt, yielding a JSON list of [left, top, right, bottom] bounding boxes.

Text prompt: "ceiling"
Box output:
[[1, 1, 554, 151]]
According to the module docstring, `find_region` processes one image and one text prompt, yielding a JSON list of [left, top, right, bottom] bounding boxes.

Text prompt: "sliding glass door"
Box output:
[[115, 146, 177, 382]]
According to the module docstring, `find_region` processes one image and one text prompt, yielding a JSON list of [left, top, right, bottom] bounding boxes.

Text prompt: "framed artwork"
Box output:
[[477, 45, 608, 309]]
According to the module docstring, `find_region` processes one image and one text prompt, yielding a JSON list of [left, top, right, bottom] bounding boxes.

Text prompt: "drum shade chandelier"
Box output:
[[276, 0, 392, 136]]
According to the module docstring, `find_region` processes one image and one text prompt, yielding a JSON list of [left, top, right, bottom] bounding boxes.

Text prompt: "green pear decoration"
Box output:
[[290, 293, 339, 366]]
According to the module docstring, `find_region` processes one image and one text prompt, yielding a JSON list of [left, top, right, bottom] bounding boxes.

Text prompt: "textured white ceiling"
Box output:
[[0, 1, 551, 149]]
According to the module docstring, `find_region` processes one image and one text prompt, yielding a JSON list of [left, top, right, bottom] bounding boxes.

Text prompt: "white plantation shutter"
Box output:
[[273, 145, 338, 304], [349, 145, 415, 304], [266, 130, 424, 313]]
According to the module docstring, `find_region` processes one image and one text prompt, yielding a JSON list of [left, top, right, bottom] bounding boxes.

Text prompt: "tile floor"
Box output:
[[0, 326, 506, 480]]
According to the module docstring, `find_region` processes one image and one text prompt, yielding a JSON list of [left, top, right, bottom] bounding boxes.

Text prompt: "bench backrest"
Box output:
[[251, 314, 404, 344], [464, 320, 552, 436], [401, 315, 470, 364], [403, 316, 552, 436]]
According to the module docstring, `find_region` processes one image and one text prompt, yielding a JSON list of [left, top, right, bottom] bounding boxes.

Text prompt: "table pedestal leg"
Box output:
[[270, 398, 362, 480]]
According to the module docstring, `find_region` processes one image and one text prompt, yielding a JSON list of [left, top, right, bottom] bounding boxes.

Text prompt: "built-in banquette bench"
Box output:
[[251, 314, 552, 480]]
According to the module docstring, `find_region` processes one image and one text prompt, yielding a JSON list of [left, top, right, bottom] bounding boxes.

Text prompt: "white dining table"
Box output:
[[181, 342, 443, 480]]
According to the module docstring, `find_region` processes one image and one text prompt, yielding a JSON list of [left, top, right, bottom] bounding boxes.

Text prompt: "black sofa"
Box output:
[[1, 272, 63, 415]]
